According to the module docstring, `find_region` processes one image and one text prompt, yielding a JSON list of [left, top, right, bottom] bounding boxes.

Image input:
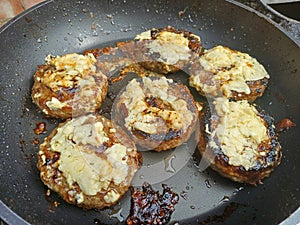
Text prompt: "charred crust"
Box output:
[[197, 101, 282, 185], [127, 182, 179, 225], [132, 128, 182, 142]]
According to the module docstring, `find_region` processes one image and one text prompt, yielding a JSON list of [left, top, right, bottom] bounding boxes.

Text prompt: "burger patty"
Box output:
[[134, 26, 202, 74], [197, 98, 282, 184], [84, 41, 137, 80], [31, 53, 108, 119], [37, 114, 142, 209], [112, 76, 200, 151], [189, 45, 269, 102]]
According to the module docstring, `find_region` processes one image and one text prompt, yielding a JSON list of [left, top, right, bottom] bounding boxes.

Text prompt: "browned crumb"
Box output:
[[127, 183, 179, 225]]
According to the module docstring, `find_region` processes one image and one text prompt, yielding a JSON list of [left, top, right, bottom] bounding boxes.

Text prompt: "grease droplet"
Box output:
[[164, 154, 176, 173], [205, 179, 212, 188], [109, 208, 124, 222], [219, 195, 230, 204]]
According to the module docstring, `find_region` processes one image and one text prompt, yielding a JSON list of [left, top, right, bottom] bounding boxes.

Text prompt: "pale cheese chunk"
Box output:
[[191, 45, 269, 97], [209, 98, 269, 170], [42, 53, 97, 92], [121, 77, 194, 134], [135, 29, 201, 65], [49, 115, 130, 197]]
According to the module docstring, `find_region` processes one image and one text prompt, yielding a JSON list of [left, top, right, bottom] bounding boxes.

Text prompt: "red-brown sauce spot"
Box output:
[[33, 138, 40, 145], [275, 118, 296, 133], [34, 122, 47, 135]]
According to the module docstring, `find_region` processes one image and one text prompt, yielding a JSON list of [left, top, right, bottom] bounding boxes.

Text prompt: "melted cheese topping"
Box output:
[[209, 98, 268, 170], [37, 53, 107, 113], [135, 29, 201, 65], [42, 53, 97, 92], [120, 77, 194, 134], [49, 115, 130, 200], [191, 45, 269, 97], [46, 97, 67, 110]]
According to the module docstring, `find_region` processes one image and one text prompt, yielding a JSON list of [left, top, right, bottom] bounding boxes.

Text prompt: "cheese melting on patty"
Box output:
[[208, 98, 269, 170], [49, 115, 130, 200], [42, 53, 97, 92], [39, 53, 107, 112], [190, 45, 269, 97], [135, 29, 201, 65], [120, 77, 194, 134]]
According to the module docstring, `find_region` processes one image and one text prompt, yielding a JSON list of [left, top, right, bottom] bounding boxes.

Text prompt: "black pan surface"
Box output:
[[0, 0, 299, 224]]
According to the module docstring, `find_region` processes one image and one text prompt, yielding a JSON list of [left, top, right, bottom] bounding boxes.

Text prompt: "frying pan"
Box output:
[[0, 0, 299, 224]]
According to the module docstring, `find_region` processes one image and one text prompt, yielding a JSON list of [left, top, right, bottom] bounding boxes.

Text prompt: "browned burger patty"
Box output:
[[134, 26, 202, 74], [112, 76, 199, 151], [189, 45, 269, 102], [37, 114, 142, 209], [197, 98, 281, 185], [83, 41, 137, 80], [31, 53, 108, 119]]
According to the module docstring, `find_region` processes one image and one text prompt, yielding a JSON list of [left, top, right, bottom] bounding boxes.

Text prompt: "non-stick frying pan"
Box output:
[[0, 0, 299, 224]]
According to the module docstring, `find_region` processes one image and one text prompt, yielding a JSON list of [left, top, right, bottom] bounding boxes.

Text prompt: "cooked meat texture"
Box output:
[[113, 76, 199, 151], [197, 98, 282, 185], [31, 53, 108, 119], [134, 26, 202, 74], [84, 44, 164, 83], [189, 45, 269, 102], [127, 183, 179, 225], [84, 41, 137, 81], [37, 114, 142, 209], [83, 26, 202, 77]]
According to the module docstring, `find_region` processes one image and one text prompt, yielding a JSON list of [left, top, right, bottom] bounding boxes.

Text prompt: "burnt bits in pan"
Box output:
[[127, 182, 179, 225]]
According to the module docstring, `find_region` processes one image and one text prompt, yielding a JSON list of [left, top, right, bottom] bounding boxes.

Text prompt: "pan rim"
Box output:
[[226, 0, 300, 46], [0, 0, 299, 224]]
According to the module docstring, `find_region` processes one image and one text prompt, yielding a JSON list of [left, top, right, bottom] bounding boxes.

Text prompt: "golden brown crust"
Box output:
[[37, 115, 142, 209]]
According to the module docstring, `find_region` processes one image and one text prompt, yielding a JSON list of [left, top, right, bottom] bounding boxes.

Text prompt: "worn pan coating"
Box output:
[[0, 0, 299, 224]]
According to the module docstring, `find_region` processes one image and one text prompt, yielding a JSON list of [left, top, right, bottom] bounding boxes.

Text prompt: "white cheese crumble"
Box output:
[[46, 97, 67, 110], [135, 29, 201, 65], [209, 98, 269, 170], [42, 53, 97, 92], [49, 115, 130, 197], [103, 190, 120, 204], [120, 77, 194, 134], [190, 45, 269, 97]]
